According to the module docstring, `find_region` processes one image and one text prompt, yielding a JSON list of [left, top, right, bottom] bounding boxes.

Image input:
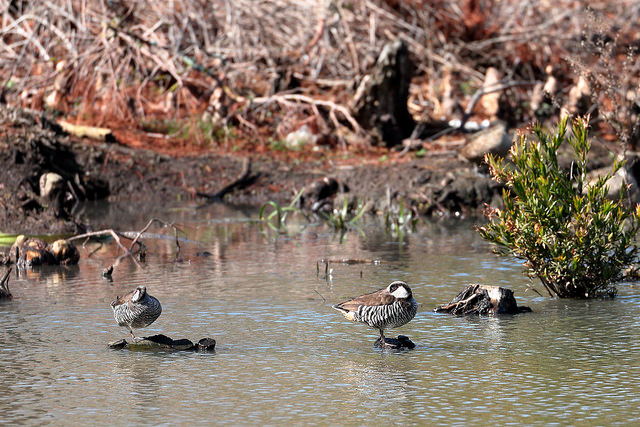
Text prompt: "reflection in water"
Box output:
[[1, 205, 640, 424], [340, 359, 412, 404], [112, 354, 161, 412], [16, 264, 80, 286]]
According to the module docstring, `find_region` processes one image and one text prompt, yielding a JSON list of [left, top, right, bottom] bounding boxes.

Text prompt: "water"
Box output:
[[1, 202, 639, 425]]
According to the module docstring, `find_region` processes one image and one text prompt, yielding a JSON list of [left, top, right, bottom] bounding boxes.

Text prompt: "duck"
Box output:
[[111, 285, 162, 339], [333, 281, 417, 347]]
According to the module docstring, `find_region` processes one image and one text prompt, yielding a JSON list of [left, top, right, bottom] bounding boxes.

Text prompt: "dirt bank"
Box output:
[[0, 108, 500, 235]]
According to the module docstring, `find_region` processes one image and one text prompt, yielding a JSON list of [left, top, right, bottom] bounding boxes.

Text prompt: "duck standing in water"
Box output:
[[333, 281, 417, 348], [111, 285, 162, 339]]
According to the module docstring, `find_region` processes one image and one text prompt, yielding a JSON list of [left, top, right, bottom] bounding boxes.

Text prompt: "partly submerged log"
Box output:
[[435, 284, 531, 316], [108, 334, 216, 352]]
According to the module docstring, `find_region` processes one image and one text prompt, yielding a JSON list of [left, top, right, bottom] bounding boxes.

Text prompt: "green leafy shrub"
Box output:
[[478, 116, 640, 298]]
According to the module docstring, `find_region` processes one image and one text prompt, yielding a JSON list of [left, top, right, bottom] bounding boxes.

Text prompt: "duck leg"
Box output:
[[378, 329, 387, 347], [378, 329, 401, 349]]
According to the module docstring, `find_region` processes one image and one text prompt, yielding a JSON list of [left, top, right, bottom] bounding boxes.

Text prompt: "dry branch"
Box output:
[[0, 1, 639, 149], [67, 217, 183, 275], [197, 157, 256, 202], [250, 94, 362, 134]]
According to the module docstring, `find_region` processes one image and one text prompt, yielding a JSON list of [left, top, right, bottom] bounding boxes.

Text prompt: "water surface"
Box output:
[[1, 203, 639, 425]]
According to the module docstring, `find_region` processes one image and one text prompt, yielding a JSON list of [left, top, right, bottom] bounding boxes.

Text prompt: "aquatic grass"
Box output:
[[478, 116, 640, 298], [384, 199, 418, 240], [0, 233, 20, 247], [317, 197, 370, 231], [259, 188, 307, 232]]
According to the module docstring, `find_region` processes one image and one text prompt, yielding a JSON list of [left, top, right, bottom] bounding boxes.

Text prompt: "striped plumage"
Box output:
[[110, 286, 162, 339], [333, 281, 417, 346]]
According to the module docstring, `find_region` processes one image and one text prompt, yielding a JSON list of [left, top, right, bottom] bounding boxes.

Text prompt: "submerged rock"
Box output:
[[435, 284, 531, 316], [374, 335, 415, 350], [108, 334, 216, 352], [196, 338, 217, 352]]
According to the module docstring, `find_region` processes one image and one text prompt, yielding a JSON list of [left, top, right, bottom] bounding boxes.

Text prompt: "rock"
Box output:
[[375, 335, 415, 350], [102, 265, 114, 279], [460, 121, 512, 163], [196, 338, 217, 352], [284, 125, 318, 151], [12, 236, 80, 268], [39, 172, 72, 219], [39, 172, 65, 200], [170, 338, 196, 351], [586, 164, 639, 202], [107, 339, 128, 349], [299, 176, 344, 213], [50, 239, 80, 265], [427, 169, 502, 215], [108, 334, 216, 352], [352, 39, 415, 148], [13, 236, 56, 268], [435, 284, 531, 315]]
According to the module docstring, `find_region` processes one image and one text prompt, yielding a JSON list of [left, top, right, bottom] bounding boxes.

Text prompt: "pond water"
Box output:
[[1, 202, 639, 425]]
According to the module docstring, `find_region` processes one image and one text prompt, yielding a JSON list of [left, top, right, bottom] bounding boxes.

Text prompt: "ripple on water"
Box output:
[[1, 213, 640, 424]]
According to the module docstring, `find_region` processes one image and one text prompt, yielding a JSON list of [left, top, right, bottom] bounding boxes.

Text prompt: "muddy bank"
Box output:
[[0, 108, 501, 235]]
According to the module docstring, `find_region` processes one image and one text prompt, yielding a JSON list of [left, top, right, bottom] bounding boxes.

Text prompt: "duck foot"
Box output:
[[374, 335, 415, 349]]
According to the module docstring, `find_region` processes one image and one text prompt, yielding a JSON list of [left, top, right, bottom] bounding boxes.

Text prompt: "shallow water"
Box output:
[[1, 202, 639, 425]]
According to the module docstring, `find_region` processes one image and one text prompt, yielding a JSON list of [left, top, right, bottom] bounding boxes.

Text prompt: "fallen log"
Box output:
[[57, 120, 114, 142], [435, 284, 531, 315]]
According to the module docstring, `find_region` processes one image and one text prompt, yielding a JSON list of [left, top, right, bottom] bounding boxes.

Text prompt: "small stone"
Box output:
[[108, 339, 128, 349], [586, 165, 638, 202], [102, 265, 114, 279], [284, 125, 318, 151], [460, 121, 512, 164], [196, 338, 217, 352], [39, 172, 65, 200]]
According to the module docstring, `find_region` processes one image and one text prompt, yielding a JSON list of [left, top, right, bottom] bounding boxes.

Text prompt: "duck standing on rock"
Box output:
[[333, 281, 418, 348], [111, 285, 162, 340]]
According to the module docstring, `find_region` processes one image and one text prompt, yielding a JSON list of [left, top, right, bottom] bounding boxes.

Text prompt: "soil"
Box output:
[[0, 107, 502, 235]]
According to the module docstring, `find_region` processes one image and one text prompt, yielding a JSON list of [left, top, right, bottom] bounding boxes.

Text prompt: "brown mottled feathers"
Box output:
[[110, 287, 138, 308], [334, 288, 395, 312]]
